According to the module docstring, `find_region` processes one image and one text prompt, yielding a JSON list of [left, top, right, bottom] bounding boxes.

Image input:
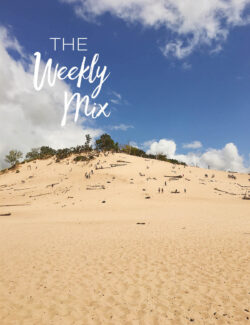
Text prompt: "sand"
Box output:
[[0, 152, 249, 324]]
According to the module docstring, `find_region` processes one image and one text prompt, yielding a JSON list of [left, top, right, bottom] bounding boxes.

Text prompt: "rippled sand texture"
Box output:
[[0, 153, 249, 324]]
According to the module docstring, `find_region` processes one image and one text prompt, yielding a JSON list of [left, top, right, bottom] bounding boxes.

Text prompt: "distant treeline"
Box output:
[[3, 133, 186, 170]]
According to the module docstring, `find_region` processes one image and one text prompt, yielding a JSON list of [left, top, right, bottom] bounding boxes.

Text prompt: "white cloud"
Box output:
[[198, 143, 246, 172], [145, 139, 249, 172], [147, 139, 176, 158], [110, 124, 134, 131], [183, 141, 202, 149], [0, 26, 102, 169], [62, 0, 250, 58]]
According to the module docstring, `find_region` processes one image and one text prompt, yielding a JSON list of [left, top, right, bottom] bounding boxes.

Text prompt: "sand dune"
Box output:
[[0, 152, 249, 324]]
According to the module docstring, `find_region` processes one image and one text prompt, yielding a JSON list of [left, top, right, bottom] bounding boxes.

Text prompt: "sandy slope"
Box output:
[[0, 152, 249, 324]]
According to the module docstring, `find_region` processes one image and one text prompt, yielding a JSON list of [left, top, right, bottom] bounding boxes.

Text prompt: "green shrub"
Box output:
[[74, 155, 88, 162], [5, 150, 23, 167], [96, 134, 118, 152], [74, 155, 95, 162], [40, 146, 56, 158], [56, 148, 71, 162], [26, 148, 41, 160]]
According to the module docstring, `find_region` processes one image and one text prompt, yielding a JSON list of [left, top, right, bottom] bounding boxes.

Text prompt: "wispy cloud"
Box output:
[[110, 91, 130, 107], [182, 62, 192, 70], [110, 124, 134, 131], [110, 91, 122, 105], [62, 0, 250, 58], [183, 141, 202, 149], [112, 91, 121, 100]]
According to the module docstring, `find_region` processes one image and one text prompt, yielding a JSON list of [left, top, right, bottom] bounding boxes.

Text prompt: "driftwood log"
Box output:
[[164, 175, 182, 178], [214, 188, 237, 196]]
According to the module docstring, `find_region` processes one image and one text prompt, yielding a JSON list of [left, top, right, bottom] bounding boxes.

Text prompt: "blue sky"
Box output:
[[0, 0, 249, 171]]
